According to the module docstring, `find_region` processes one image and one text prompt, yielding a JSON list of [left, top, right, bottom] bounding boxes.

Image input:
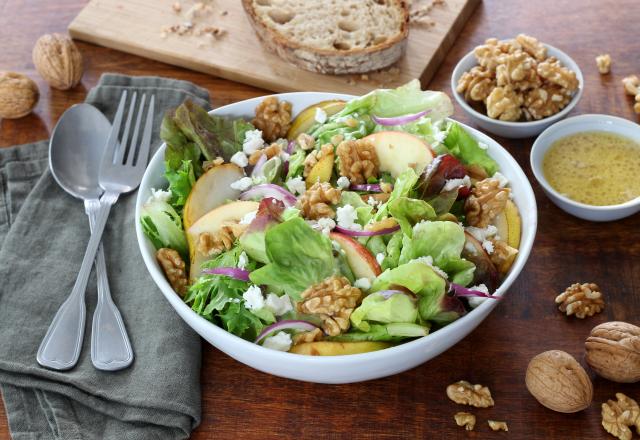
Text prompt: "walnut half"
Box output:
[[156, 248, 188, 296], [465, 178, 510, 228], [446, 380, 494, 408], [555, 282, 605, 319], [298, 182, 341, 220], [336, 138, 380, 185], [252, 96, 292, 142], [602, 393, 640, 440], [297, 276, 362, 336]]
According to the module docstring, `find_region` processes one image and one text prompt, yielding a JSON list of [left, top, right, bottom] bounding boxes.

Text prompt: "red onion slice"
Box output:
[[349, 183, 392, 193], [255, 320, 319, 344], [448, 283, 500, 299], [202, 267, 250, 282], [334, 224, 400, 237], [372, 110, 429, 126], [240, 184, 297, 207], [251, 153, 268, 177], [286, 140, 296, 154]]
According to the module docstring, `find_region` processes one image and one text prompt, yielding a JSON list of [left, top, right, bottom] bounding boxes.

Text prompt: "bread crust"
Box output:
[[242, 0, 409, 74]]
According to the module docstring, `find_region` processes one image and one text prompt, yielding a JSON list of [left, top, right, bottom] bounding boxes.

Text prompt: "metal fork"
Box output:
[[37, 91, 155, 370]]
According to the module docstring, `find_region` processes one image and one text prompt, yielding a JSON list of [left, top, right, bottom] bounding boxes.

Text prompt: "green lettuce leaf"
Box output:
[[140, 199, 188, 260], [398, 221, 475, 286], [239, 198, 284, 264], [249, 217, 335, 300], [374, 168, 419, 221], [286, 150, 306, 179], [330, 323, 429, 342], [173, 99, 253, 162], [388, 197, 436, 237], [381, 231, 403, 270], [164, 160, 195, 211], [351, 292, 418, 332], [442, 122, 499, 175]]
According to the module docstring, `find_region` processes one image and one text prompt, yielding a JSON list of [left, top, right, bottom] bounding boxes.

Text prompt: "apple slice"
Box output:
[[187, 200, 259, 282], [363, 131, 435, 178], [305, 151, 334, 189], [289, 341, 391, 355], [287, 100, 346, 140], [329, 232, 382, 281], [183, 164, 244, 230]]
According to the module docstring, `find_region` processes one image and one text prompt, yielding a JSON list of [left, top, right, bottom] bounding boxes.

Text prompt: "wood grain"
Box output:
[[1, 0, 640, 438], [67, 0, 479, 94]]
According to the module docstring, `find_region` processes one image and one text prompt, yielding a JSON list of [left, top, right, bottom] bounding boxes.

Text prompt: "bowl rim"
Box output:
[[530, 113, 640, 211], [135, 91, 538, 364], [450, 42, 584, 128]]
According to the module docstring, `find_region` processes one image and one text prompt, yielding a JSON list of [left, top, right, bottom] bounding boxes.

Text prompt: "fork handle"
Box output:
[[36, 191, 119, 370]]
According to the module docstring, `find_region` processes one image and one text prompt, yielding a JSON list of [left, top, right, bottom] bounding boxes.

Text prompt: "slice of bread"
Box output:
[[242, 0, 409, 74]]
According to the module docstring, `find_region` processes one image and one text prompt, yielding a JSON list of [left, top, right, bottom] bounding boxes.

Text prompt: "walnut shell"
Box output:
[[0, 71, 39, 119], [525, 350, 593, 413], [585, 321, 640, 383], [32, 33, 83, 90]]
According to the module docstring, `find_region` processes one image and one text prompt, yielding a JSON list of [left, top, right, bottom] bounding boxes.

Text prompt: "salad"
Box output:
[[141, 80, 522, 355]]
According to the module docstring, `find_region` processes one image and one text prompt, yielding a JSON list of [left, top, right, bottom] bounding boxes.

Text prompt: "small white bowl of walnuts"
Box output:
[[451, 35, 583, 139]]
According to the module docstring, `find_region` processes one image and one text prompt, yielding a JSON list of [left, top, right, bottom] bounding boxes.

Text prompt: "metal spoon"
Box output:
[[37, 103, 133, 371]]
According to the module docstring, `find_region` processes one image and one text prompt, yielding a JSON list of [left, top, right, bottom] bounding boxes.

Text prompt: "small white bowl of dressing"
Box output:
[[531, 114, 640, 221]]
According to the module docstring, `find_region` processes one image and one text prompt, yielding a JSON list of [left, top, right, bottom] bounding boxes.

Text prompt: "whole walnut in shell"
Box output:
[[525, 350, 593, 413], [0, 72, 39, 119], [32, 33, 83, 90], [585, 321, 640, 383]]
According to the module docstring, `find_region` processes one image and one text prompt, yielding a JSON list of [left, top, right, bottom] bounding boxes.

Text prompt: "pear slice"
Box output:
[[183, 163, 244, 230], [187, 200, 259, 282], [363, 131, 435, 178], [287, 100, 345, 140], [305, 151, 334, 189], [289, 341, 391, 356]]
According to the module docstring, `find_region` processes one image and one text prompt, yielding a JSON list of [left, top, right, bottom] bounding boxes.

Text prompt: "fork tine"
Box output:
[[114, 92, 137, 165], [134, 95, 155, 169], [125, 94, 146, 166], [103, 91, 127, 166]]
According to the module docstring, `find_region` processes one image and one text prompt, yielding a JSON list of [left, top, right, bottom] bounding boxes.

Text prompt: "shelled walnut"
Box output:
[[248, 142, 282, 165], [488, 420, 509, 432], [555, 282, 604, 319], [596, 54, 612, 74], [298, 182, 341, 220], [336, 138, 380, 185], [456, 34, 579, 121], [0, 71, 39, 119], [622, 75, 640, 114], [297, 276, 362, 336], [465, 178, 510, 227], [602, 393, 640, 440], [454, 412, 476, 431], [197, 223, 246, 257], [252, 97, 292, 142], [156, 248, 188, 296], [446, 380, 494, 408]]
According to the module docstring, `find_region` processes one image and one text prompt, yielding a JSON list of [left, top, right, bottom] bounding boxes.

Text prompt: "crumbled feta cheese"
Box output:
[[354, 278, 371, 291], [442, 175, 471, 192], [238, 251, 249, 269], [376, 253, 385, 265], [316, 217, 336, 235], [468, 284, 491, 308], [433, 130, 447, 144], [336, 176, 350, 189], [314, 107, 327, 124], [285, 176, 306, 196], [242, 285, 264, 310], [367, 196, 380, 208], [336, 204, 361, 230], [412, 255, 449, 279], [230, 151, 248, 167], [265, 293, 293, 316], [478, 141, 489, 150], [279, 150, 290, 161], [262, 331, 292, 352], [230, 176, 253, 191], [239, 210, 257, 225], [465, 225, 499, 242], [482, 240, 494, 254], [242, 129, 264, 155], [491, 171, 509, 188], [147, 188, 172, 204]]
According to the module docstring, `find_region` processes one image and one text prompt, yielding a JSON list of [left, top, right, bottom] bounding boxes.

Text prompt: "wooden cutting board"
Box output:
[[69, 0, 480, 94]]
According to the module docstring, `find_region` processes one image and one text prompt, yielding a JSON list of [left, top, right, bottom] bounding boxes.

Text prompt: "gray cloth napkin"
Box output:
[[0, 74, 210, 440]]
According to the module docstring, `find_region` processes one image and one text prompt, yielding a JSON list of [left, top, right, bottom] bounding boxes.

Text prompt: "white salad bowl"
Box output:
[[531, 114, 640, 221], [135, 92, 538, 384], [451, 43, 583, 139]]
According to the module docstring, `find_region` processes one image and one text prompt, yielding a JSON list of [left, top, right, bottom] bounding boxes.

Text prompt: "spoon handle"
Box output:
[[86, 199, 134, 371], [37, 193, 116, 370]]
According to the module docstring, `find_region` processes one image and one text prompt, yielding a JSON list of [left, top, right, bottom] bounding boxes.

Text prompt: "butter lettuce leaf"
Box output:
[[330, 323, 429, 342], [388, 197, 436, 237], [249, 217, 335, 300], [442, 122, 499, 176], [351, 292, 418, 332]]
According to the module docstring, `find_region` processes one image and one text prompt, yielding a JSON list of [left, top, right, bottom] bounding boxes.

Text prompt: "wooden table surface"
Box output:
[[2, 0, 639, 438]]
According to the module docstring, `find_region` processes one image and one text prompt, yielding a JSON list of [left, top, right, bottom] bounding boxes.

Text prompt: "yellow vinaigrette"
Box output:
[[543, 131, 640, 206]]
